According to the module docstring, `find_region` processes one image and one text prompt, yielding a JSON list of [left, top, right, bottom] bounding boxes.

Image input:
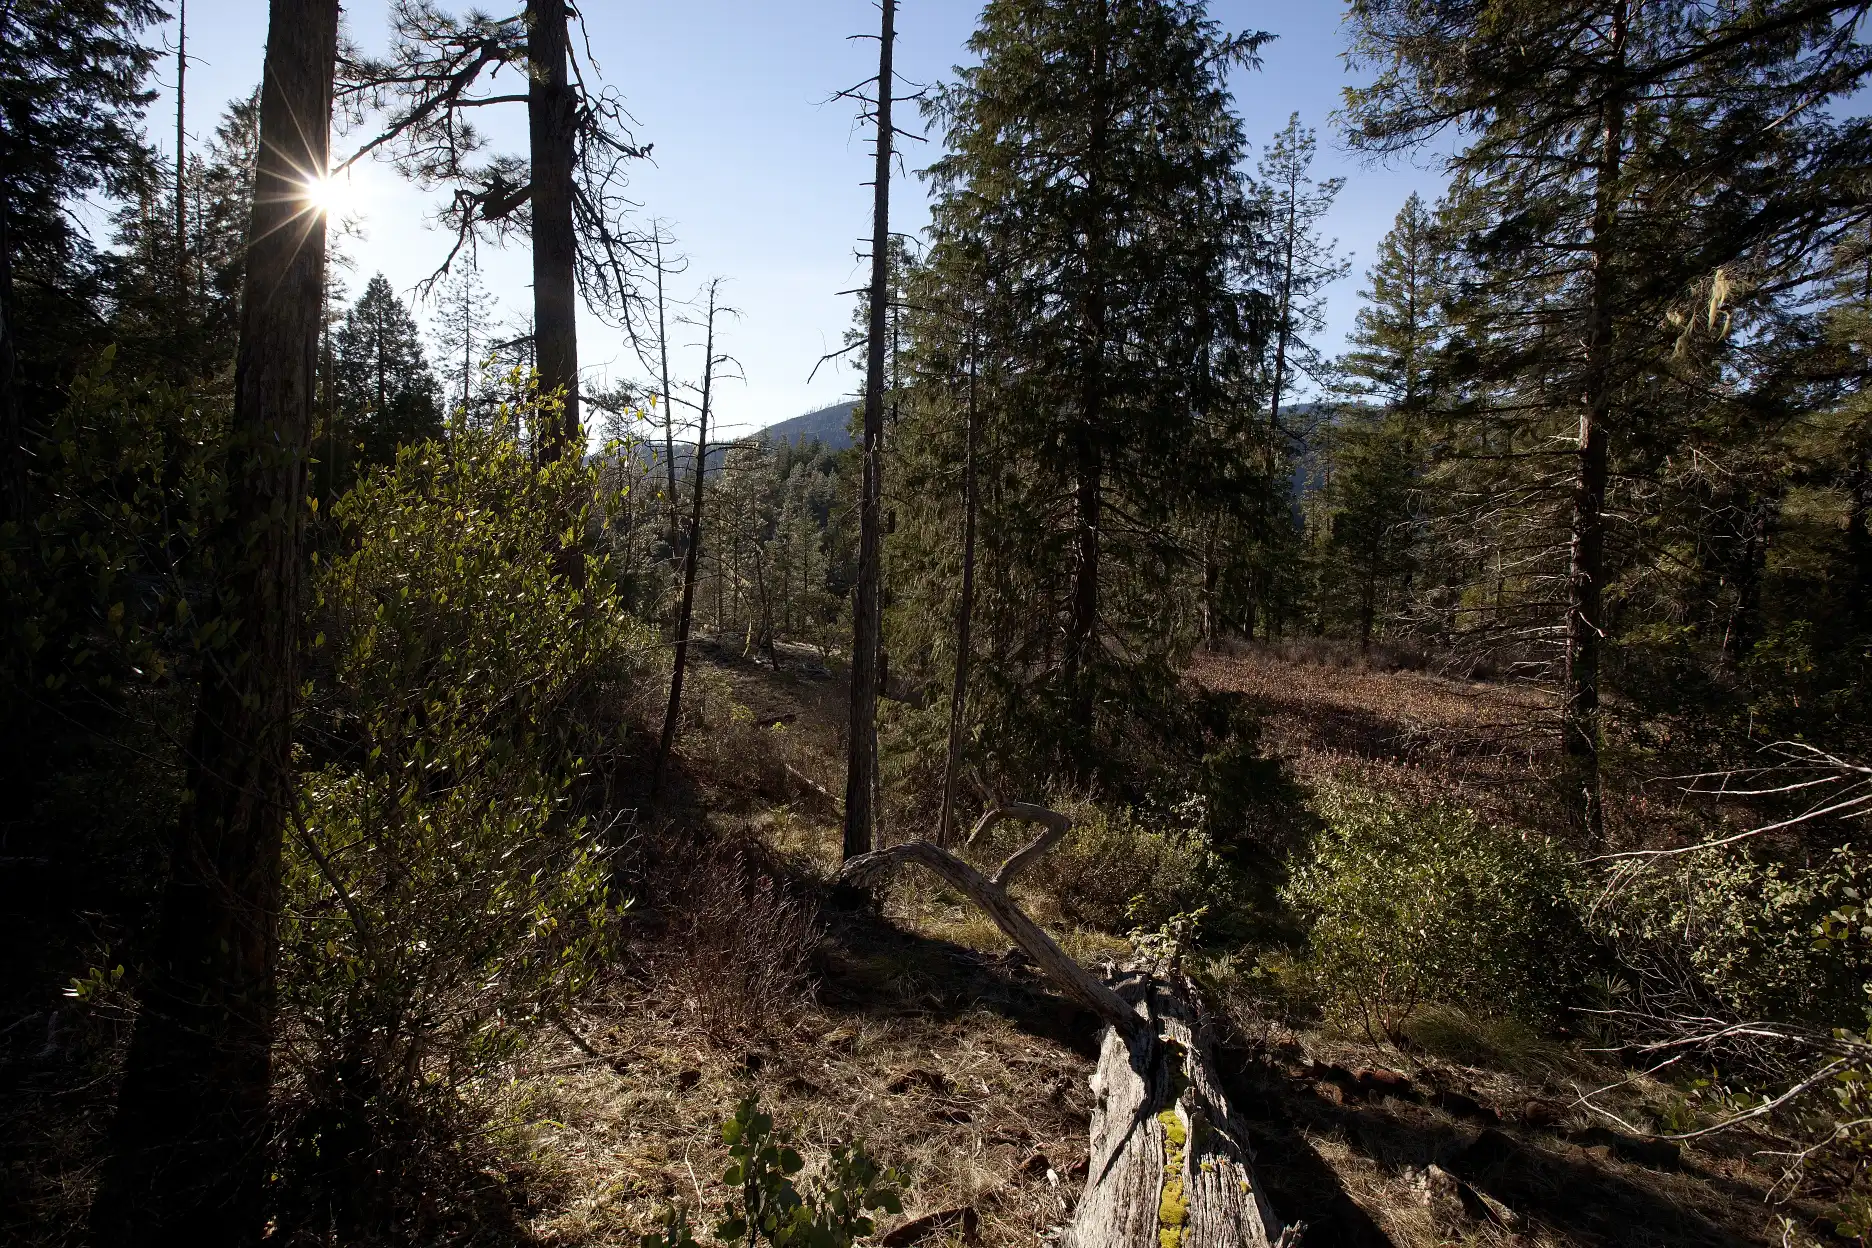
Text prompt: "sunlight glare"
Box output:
[[302, 171, 361, 220]]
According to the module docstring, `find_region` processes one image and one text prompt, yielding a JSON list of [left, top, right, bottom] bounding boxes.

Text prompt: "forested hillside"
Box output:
[[6, 2, 1872, 1247]]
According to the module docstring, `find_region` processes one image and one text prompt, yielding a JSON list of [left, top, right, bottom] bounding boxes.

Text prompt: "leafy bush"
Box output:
[[1597, 843, 1872, 1029], [275, 401, 647, 1232], [1020, 799, 1229, 935], [644, 1094, 904, 1248], [1282, 785, 1583, 1041]]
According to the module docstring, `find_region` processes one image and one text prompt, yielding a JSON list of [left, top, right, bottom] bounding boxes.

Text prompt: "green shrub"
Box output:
[[276, 398, 648, 1232], [1020, 798, 1229, 935], [1282, 785, 1583, 1041], [1597, 843, 1872, 1029]]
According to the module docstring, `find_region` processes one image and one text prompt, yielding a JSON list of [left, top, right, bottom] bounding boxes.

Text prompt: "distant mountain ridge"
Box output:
[[756, 400, 856, 451]]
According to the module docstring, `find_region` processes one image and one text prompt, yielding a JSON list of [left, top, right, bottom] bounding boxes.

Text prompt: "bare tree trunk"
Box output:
[[840, 813, 1298, 1248], [655, 230, 681, 562], [0, 150, 22, 530], [1065, 3, 1110, 739], [528, 0, 579, 460], [1564, 0, 1626, 852], [844, 0, 895, 860], [89, 4, 338, 1241], [653, 283, 720, 801], [1200, 518, 1220, 649], [938, 326, 980, 846], [174, 0, 188, 302], [752, 542, 777, 668]]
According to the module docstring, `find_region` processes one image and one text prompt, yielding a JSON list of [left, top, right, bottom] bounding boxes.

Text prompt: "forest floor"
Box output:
[[514, 640, 1831, 1248]]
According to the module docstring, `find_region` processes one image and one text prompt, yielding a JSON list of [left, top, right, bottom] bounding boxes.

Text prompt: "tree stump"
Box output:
[[838, 807, 1300, 1248]]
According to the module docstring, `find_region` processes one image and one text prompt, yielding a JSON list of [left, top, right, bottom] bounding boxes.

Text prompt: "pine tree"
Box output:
[[1345, 0, 1872, 844], [898, 0, 1271, 781], [0, 0, 164, 521], [332, 273, 442, 477], [89, 2, 341, 1237], [1315, 192, 1451, 648], [1258, 113, 1347, 432]]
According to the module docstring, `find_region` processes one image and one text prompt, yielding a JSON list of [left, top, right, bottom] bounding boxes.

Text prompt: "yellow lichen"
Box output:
[[1157, 1043, 1194, 1248], [1158, 1178, 1188, 1248], [1158, 1107, 1189, 1248]]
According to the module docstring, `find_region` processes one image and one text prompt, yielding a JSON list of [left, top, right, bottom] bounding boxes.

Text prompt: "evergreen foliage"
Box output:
[[331, 273, 443, 478], [892, 0, 1276, 786]]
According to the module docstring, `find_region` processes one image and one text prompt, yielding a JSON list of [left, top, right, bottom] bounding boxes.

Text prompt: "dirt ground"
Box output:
[[512, 643, 1830, 1248]]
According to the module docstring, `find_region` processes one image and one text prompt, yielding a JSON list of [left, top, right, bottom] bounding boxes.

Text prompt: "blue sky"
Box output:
[[141, 1, 1445, 437]]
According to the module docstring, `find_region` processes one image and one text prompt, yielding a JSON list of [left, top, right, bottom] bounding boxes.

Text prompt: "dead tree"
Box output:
[[89, 1, 341, 1241], [843, 0, 901, 860], [642, 224, 687, 561], [652, 279, 731, 801], [840, 809, 1301, 1247], [173, 0, 189, 300], [937, 317, 979, 846]]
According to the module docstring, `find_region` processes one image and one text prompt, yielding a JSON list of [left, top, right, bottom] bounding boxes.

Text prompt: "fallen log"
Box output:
[[839, 807, 1301, 1248]]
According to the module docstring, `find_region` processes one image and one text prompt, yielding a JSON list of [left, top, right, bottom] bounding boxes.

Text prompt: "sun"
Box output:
[[302, 171, 361, 219]]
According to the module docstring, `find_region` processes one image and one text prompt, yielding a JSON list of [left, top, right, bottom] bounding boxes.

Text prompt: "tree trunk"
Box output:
[[1847, 443, 1870, 628], [89, 3, 338, 1241], [655, 232, 681, 562], [174, 0, 188, 303], [528, 0, 579, 460], [1065, 5, 1111, 740], [844, 0, 895, 860], [839, 813, 1298, 1248], [0, 151, 21, 529], [1563, 0, 1626, 851], [652, 285, 718, 801], [938, 327, 980, 846], [1070, 972, 1298, 1248]]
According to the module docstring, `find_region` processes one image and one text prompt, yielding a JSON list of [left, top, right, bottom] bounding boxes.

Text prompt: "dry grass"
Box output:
[[512, 954, 1099, 1247], [495, 646, 1830, 1247]]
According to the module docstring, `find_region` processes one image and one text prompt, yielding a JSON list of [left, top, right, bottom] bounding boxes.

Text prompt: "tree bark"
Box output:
[[0, 150, 21, 529], [88, 3, 339, 1242], [1563, 0, 1627, 852], [528, 0, 579, 460], [1069, 973, 1299, 1248], [844, 0, 895, 860], [174, 0, 188, 303], [655, 231, 681, 561]]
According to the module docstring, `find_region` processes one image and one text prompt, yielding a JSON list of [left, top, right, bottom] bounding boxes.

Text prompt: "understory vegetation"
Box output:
[[9, 1, 1872, 1247]]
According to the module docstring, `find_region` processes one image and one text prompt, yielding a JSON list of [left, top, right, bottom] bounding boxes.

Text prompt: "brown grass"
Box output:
[[498, 645, 1829, 1247]]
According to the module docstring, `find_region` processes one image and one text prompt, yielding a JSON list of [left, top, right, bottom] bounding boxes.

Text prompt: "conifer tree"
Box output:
[[333, 273, 442, 476], [900, 0, 1270, 780], [1318, 192, 1450, 648], [1346, 0, 1872, 844], [430, 263, 495, 422], [1258, 113, 1347, 432], [89, 1, 341, 1238], [0, 0, 164, 522]]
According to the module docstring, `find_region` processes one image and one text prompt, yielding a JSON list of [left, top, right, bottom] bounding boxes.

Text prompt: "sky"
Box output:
[[138, 1, 1447, 439]]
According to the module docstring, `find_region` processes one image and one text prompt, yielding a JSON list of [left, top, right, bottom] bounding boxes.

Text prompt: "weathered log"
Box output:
[[1071, 971, 1297, 1248], [837, 808, 1300, 1247]]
